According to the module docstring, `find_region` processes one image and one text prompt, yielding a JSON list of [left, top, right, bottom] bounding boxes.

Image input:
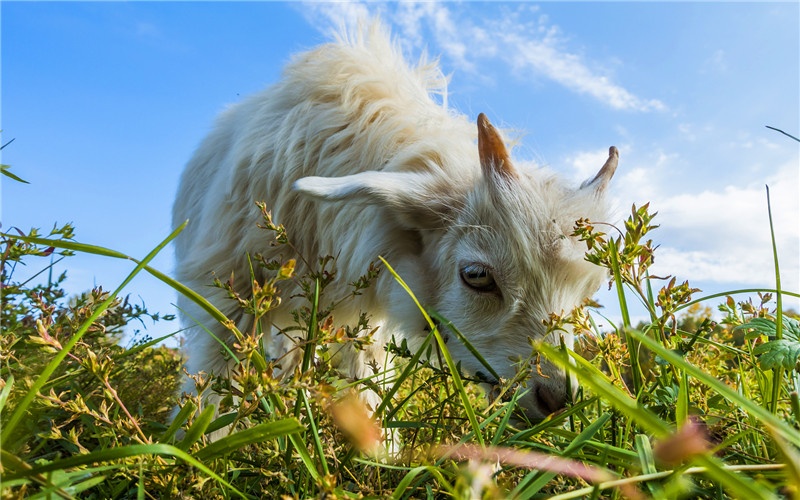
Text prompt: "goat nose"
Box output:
[[535, 384, 567, 415]]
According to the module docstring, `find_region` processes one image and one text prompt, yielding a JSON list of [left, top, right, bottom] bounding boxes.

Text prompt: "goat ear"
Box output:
[[294, 171, 454, 230], [581, 146, 618, 192], [477, 113, 517, 180]]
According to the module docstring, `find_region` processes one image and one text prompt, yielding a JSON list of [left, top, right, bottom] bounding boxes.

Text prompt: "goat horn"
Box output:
[[583, 146, 618, 191], [477, 113, 516, 179]]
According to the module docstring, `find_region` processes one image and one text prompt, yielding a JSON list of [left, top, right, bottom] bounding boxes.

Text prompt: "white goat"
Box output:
[[172, 22, 618, 421]]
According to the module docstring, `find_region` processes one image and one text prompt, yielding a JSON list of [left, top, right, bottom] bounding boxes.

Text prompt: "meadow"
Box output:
[[2, 157, 799, 499]]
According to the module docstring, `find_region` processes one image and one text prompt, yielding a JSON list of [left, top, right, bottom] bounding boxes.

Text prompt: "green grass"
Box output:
[[2, 196, 799, 499]]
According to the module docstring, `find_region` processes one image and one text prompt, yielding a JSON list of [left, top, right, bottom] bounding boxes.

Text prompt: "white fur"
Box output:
[[173, 22, 615, 421]]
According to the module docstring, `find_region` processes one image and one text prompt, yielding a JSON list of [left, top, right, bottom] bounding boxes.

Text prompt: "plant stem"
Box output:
[[766, 185, 783, 415]]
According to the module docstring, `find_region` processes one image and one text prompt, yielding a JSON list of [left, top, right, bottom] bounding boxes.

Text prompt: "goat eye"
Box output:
[[459, 264, 497, 292]]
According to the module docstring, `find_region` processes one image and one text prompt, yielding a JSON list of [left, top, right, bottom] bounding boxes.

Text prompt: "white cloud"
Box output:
[[621, 154, 798, 290], [298, 1, 798, 296], [297, 1, 664, 112], [494, 29, 666, 112], [561, 143, 799, 294], [299, 2, 372, 36], [416, 3, 476, 73], [652, 247, 776, 286]]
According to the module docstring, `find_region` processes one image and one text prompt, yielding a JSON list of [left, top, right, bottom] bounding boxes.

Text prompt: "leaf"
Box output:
[[737, 316, 799, 341], [738, 317, 800, 370], [736, 317, 777, 340], [1, 164, 30, 184], [159, 401, 196, 443], [194, 418, 303, 460], [176, 403, 216, 451], [635, 434, 658, 475], [2, 445, 249, 499], [0, 224, 186, 445], [753, 339, 800, 371], [784, 316, 800, 340]]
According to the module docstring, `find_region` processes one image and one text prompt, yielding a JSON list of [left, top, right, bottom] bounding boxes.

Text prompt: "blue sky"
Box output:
[[3, 2, 799, 343]]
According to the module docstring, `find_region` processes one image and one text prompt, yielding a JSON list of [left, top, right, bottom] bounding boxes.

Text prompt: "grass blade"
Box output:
[[626, 328, 800, 448], [391, 465, 455, 500], [1, 224, 185, 445], [538, 342, 779, 499], [608, 239, 632, 330], [676, 370, 689, 425], [765, 125, 800, 142], [194, 418, 303, 460], [1, 164, 30, 184], [299, 388, 330, 476], [0, 375, 13, 412], [0, 228, 245, 338], [765, 185, 784, 415], [160, 401, 196, 443], [288, 432, 321, 482], [206, 412, 238, 435], [176, 403, 216, 451], [635, 434, 657, 475], [379, 256, 485, 447], [536, 341, 668, 437], [607, 238, 643, 395], [429, 311, 502, 382], [511, 413, 612, 498], [2, 444, 249, 499]]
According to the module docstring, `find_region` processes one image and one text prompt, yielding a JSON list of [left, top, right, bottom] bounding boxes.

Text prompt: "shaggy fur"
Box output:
[[173, 22, 617, 421]]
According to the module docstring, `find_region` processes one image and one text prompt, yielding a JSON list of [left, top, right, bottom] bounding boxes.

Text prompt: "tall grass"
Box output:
[[2, 193, 799, 498]]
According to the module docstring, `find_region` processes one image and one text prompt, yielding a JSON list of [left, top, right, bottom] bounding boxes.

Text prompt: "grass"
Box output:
[[2, 194, 800, 498]]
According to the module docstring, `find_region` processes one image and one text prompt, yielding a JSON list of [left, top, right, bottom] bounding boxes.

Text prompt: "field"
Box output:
[[2, 162, 799, 499]]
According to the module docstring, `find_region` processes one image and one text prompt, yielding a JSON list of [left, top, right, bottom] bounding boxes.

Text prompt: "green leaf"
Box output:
[[738, 317, 800, 370], [0, 223, 186, 445], [1, 164, 30, 184], [676, 370, 689, 425], [625, 328, 800, 449], [194, 418, 303, 460], [2, 445, 248, 499], [392, 466, 456, 500], [753, 339, 800, 371], [288, 432, 322, 482], [205, 411, 238, 435], [737, 316, 799, 341], [0, 375, 13, 412], [176, 403, 216, 451], [784, 316, 800, 340], [160, 400, 196, 443], [736, 317, 778, 339], [379, 256, 485, 447], [635, 434, 658, 475]]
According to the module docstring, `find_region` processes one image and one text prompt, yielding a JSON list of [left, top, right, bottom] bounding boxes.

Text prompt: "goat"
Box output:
[[172, 22, 618, 423]]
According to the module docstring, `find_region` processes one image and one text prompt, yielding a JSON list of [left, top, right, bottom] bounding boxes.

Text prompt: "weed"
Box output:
[[2, 193, 799, 498]]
